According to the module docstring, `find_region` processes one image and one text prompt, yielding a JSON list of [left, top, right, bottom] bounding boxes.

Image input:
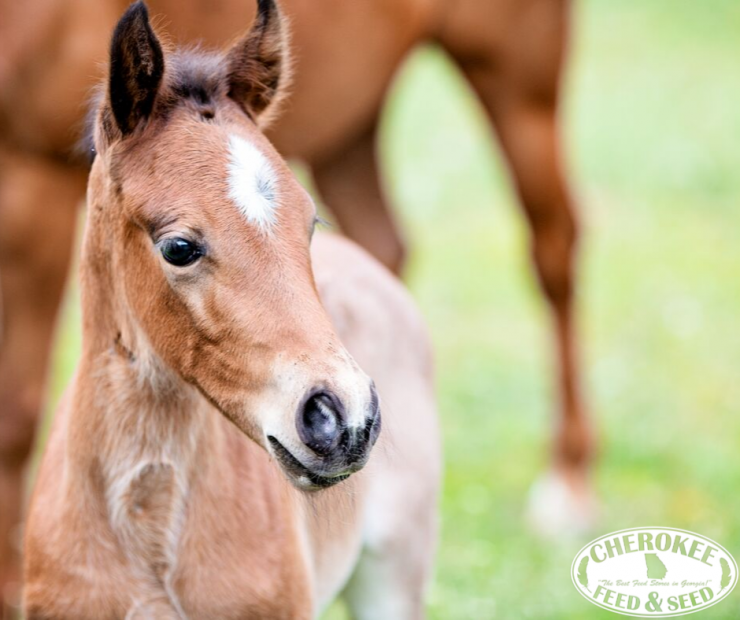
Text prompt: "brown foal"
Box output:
[[22, 3, 440, 618], [1, 0, 592, 611]]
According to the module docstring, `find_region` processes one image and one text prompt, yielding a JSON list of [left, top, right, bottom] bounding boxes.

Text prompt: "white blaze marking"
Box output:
[[227, 134, 278, 232]]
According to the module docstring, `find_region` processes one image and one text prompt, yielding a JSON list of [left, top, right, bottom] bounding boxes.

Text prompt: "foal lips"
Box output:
[[267, 436, 351, 490]]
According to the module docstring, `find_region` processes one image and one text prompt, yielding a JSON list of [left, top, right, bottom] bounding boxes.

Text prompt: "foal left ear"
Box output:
[[226, 0, 290, 126], [109, 1, 165, 136]]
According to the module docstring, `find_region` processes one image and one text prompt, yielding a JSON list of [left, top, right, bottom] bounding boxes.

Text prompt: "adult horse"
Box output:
[[0, 0, 591, 612]]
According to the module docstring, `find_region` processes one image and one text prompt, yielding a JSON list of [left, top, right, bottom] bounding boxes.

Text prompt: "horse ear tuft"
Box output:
[[109, 1, 165, 136], [226, 0, 290, 126]]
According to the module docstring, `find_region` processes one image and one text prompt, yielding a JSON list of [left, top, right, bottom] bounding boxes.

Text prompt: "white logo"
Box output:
[[571, 527, 737, 617]]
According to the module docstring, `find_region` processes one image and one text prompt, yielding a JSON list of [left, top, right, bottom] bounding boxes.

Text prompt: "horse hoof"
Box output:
[[526, 468, 598, 537]]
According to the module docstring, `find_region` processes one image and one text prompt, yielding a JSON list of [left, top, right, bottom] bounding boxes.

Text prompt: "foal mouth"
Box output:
[[267, 436, 351, 490]]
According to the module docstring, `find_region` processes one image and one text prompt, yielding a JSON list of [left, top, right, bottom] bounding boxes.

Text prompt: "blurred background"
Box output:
[[37, 0, 740, 617]]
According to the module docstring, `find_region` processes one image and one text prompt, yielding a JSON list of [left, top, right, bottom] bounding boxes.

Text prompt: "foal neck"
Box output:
[[65, 343, 219, 608], [70, 332, 218, 523]]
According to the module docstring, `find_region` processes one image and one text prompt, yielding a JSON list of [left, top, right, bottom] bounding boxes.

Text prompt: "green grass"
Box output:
[[42, 0, 740, 617]]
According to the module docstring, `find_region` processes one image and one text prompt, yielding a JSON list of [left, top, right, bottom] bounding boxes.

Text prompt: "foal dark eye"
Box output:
[[160, 238, 202, 267]]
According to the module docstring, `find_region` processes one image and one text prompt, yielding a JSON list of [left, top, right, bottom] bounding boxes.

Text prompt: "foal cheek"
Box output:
[[122, 255, 195, 371]]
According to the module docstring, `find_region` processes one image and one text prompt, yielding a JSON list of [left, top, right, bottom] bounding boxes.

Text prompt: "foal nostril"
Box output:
[[364, 383, 382, 446], [298, 391, 344, 456]]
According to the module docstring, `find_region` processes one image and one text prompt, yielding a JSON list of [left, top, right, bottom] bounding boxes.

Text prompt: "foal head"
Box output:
[[85, 0, 380, 489]]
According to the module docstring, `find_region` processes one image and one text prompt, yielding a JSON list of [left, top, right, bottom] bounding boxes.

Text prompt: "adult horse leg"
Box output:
[[0, 147, 84, 615], [311, 121, 407, 276], [440, 0, 595, 534]]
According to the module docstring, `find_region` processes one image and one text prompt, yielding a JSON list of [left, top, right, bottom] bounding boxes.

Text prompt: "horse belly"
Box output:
[[268, 0, 436, 161]]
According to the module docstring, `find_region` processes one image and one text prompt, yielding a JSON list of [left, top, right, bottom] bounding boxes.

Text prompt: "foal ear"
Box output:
[[226, 0, 290, 125], [109, 1, 165, 136]]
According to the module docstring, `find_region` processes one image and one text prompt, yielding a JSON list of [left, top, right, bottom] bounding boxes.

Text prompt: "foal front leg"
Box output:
[[0, 147, 84, 616]]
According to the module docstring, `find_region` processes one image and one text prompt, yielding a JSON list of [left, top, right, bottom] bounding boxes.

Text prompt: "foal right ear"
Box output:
[[108, 1, 165, 136]]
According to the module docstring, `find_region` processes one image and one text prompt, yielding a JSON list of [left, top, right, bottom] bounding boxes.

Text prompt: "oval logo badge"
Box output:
[[571, 527, 737, 617]]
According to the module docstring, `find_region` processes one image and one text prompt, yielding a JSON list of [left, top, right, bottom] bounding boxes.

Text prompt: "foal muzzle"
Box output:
[[268, 384, 381, 490]]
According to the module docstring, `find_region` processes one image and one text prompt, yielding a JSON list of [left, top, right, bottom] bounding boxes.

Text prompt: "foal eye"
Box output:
[[160, 238, 202, 267]]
